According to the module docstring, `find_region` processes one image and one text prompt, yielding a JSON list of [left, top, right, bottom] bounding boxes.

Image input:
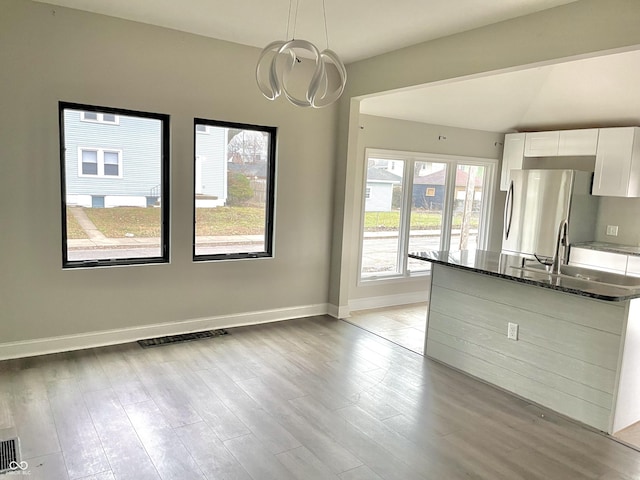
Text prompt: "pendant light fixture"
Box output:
[[256, 0, 347, 108]]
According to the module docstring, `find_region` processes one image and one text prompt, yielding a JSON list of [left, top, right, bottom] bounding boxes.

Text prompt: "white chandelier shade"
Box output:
[[256, 38, 347, 108]]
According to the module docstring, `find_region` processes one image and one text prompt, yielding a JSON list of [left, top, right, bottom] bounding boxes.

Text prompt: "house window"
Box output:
[[60, 102, 170, 268], [78, 148, 122, 178], [193, 118, 276, 260], [80, 111, 120, 125], [360, 149, 495, 280]]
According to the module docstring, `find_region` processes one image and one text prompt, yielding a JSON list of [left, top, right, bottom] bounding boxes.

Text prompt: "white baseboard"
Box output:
[[349, 291, 427, 312], [327, 304, 351, 319], [0, 303, 330, 361]]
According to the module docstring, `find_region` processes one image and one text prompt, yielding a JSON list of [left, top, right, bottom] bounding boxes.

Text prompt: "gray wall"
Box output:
[[597, 197, 640, 245], [331, 0, 640, 313], [0, 0, 336, 345]]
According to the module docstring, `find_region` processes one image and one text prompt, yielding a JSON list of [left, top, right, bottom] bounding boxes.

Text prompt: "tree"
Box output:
[[227, 172, 253, 206], [227, 130, 267, 164]]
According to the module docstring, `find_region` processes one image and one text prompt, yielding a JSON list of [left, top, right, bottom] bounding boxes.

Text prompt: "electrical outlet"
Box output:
[[606, 225, 619, 236], [508, 322, 519, 340]]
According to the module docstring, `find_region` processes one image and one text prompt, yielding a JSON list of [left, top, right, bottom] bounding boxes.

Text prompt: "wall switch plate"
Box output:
[[606, 225, 619, 236], [508, 322, 519, 340]]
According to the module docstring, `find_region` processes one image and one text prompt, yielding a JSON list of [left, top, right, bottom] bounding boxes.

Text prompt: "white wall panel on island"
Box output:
[[425, 264, 637, 434]]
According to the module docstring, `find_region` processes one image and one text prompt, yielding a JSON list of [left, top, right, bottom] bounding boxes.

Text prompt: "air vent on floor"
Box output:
[[0, 437, 20, 474], [137, 329, 228, 348]]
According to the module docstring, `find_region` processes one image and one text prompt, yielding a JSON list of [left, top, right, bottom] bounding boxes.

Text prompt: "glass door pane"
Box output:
[[407, 161, 447, 272], [361, 158, 405, 277], [450, 164, 486, 251]]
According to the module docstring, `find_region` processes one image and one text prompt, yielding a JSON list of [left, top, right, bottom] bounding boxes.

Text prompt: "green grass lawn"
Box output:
[[364, 211, 478, 231], [196, 207, 265, 236], [84, 207, 162, 237], [66, 208, 88, 239], [78, 206, 266, 237], [71, 207, 477, 238]]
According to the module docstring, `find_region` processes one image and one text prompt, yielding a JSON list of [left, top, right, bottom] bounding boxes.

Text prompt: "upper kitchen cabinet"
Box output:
[[500, 132, 525, 191], [524, 131, 559, 157], [593, 127, 640, 197], [558, 129, 599, 156], [524, 129, 599, 157]]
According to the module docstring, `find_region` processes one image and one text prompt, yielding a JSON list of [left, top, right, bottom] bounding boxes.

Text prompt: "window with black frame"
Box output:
[[59, 102, 170, 268], [193, 119, 276, 261]]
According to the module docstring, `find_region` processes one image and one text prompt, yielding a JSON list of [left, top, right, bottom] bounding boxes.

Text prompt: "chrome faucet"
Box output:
[[551, 219, 568, 275]]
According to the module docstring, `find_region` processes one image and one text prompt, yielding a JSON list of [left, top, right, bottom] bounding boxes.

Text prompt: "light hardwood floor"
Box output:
[[615, 421, 640, 451], [1, 316, 639, 479], [347, 303, 427, 354]]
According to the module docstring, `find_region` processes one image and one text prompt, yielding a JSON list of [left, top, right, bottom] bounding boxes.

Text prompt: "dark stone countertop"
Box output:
[[572, 242, 640, 257], [409, 249, 640, 302]]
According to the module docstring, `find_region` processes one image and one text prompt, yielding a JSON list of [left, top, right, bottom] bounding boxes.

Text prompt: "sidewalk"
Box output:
[[67, 230, 473, 249]]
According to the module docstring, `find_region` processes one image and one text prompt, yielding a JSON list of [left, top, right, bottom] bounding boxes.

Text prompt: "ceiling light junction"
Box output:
[[256, 0, 346, 108]]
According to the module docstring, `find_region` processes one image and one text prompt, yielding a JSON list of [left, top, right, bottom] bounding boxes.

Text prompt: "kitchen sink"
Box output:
[[513, 262, 640, 288]]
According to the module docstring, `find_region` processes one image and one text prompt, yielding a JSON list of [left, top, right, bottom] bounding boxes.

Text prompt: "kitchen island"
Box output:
[[410, 250, 640, 434]]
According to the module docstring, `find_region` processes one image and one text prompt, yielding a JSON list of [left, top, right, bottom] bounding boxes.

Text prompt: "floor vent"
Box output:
[[0, 437, 20, 474], [137, 329, 228, 348]]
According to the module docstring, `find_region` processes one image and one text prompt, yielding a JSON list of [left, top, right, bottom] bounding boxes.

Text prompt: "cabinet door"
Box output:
[[569, 247, 628, 273], [626, 255, 640, 277], [524, 131, 559, 157], [500, 132, 525, 191], [593, 127, 635, 197], [558, 129, 599, 156]]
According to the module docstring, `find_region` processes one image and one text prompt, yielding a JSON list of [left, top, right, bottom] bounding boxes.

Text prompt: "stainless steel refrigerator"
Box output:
[[502, 169, 599, 261]]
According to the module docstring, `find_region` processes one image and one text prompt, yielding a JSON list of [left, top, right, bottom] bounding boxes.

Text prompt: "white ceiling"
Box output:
[[35, 0, 575, 64], [360, 49, 640, 133], [35, 0, 639, 133]]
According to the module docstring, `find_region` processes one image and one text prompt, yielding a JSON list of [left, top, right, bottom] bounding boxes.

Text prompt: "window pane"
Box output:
[[194, 123, 275, 259], [62, 104, 168, 266], [81, 150, 98, 175], [83, 112, 98, 121], [103, 164, 119, 176], [82, 150, 98, 163], [407, 162, 447, 273], [82, 162, 98, 175], [450, 164, 486, 251], [102, 113, 116, 123], [361, 158, 404, 277]]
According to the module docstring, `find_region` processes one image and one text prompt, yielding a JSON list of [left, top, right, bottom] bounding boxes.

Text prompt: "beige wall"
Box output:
[[331, 0, 640, 312], [0, 0, 337, 348], [348, 115, 503, 305]]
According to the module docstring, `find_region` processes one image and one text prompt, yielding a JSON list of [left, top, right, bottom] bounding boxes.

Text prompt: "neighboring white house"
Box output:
[[364, 167, 402, 212], [195, 124, 228, 207]]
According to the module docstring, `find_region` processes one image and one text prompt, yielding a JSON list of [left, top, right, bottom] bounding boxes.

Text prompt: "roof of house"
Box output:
[[366, 167, 403, 183], [413, 168, 483, 187]]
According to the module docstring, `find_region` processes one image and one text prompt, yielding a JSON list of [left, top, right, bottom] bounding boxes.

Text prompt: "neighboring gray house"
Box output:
[[64, 110, 265, 209], [365, 167, 402, 212], [63, 109, 164, 208]]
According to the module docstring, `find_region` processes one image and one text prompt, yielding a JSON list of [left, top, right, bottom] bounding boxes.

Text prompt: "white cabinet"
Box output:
[[558, 129, 599, 156], [569, 247, 628, 273], [525, 131, 559, 157], [524, 129, 599, 157], [593, 127, 640, 197], [627, 256, 640, 277], [500, 132, 525, 191]]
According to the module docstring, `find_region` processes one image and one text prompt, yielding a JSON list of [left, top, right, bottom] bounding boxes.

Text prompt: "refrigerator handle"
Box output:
[[504, 180, 514, 240]]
